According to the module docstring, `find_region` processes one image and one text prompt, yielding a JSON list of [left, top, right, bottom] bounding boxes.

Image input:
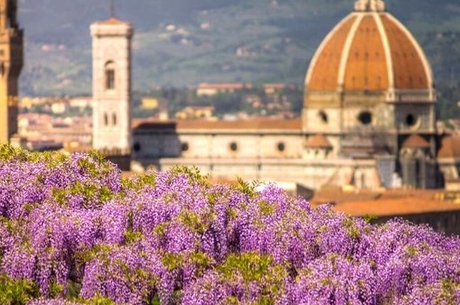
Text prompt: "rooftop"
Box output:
[[305, 134, 332, 148], [133, 118, 302, 132], [402, 134, 431, 149], [311, 187, 460, 217], [96, 17, 129, 25], [438, 134, 460, 159]]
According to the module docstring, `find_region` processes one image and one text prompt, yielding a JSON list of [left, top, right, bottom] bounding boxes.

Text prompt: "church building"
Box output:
[[90, 0, 460, 190]]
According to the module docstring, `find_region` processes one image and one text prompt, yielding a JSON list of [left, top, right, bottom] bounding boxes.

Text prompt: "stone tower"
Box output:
[[0, 0, 23, 145], [90, 15, 133, 159]]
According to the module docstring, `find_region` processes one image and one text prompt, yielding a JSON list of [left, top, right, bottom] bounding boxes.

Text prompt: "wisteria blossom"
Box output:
[[0, 146, 459, 304]]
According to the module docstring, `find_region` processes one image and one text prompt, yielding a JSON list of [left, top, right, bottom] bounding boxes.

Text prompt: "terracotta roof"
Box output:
[[380, 15, 429, 90], [344, 15, 389, 91], [305, 134, 332, 148], [402, 134, 430, 149], [97, 17, 129, 25], [307, 15, 356, 91], [306, 4, 431, 92], [437, 135, 460, 159], [334, 197, 460, 217], [312, 188, 460, 217], [133, 118, 302, 131], [311, 187, 381, 205]]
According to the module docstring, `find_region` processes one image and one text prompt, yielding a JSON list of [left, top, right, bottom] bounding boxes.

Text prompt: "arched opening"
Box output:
[[105, 61, 116, 90], [104, 113, 109, 127], [112, 113, 117, 126]]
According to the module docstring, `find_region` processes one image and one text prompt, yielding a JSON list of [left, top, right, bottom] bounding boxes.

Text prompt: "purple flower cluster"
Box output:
[[0, 147, 459, 304]]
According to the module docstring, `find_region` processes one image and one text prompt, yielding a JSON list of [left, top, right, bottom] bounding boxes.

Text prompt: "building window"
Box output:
[[104, 113, 109, 127], [181, 142, 189, 152], [358, 111, 372, 125], [405, 113, 418, 127], [112, 113, 117, 126], [318, 110, 328, 123], [105, 61, 115, 90], [133, 142, 141, 152], [277, 142, 285, 152], [229, 142, 238, 152]]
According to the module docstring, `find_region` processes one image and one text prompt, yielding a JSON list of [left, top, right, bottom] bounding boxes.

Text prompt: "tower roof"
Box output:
[[91, 16, 133, 38], [95, 0, 127, 25], [97, 16, 128, 25], [305, 0, 433, 93]]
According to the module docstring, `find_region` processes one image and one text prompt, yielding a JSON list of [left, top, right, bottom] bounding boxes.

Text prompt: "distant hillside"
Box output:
[[17, 0, 460, 99]]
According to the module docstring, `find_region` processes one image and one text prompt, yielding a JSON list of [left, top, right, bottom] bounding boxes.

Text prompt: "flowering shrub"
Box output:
[[0, 146, 459, 304]]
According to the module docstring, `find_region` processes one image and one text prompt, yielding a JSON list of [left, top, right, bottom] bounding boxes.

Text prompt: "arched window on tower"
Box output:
[[112, 113, 117, 126], [105, 61, 116, 90], [104, 113, 109, 127]]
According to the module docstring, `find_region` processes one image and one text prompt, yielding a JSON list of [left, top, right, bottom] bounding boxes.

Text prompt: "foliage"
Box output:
[[0, 146, 459, 304], [436, 81, 460, 122], [0, 273, 39, 305]]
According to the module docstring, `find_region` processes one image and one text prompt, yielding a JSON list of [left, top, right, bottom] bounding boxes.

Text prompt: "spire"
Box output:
[[354, 0, 385, 12], [110, 0, 115, 17]]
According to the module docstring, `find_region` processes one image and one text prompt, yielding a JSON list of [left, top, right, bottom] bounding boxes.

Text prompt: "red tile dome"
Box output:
[[305, 0, 433, 93]]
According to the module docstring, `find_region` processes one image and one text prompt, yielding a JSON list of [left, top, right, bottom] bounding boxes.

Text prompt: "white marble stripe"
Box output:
[[374, 12, 394, 90], [337, 13, 364, 90]]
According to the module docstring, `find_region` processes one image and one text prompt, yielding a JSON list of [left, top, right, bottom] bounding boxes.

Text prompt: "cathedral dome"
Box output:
[[305, 0, 433, 93]]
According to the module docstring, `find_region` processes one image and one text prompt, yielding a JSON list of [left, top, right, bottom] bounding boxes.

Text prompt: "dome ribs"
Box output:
[[305, 2, 434, 99], [307, 16, 357, 91], [380, 15, 429, 90], [343, 15, 388, 91]]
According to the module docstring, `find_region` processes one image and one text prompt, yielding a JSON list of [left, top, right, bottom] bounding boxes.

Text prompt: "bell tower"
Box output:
[[90, 13, 133, 156], [0, 0, 23, 145]]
